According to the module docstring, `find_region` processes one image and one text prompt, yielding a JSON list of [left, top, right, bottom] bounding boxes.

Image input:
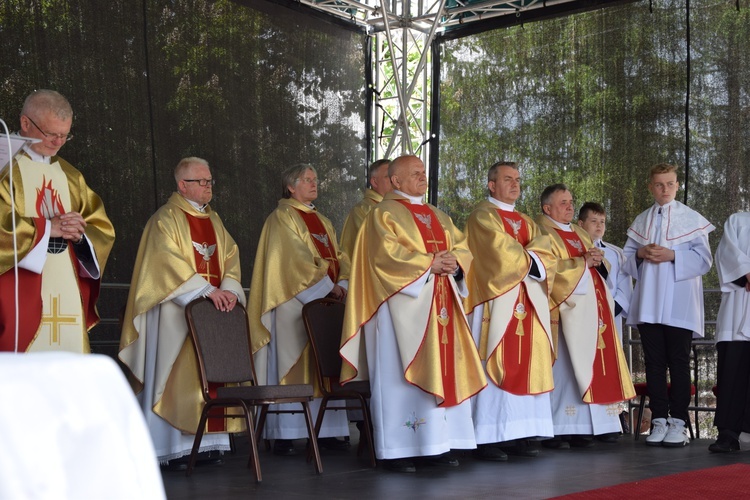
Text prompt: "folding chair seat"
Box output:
[[185, 298, 322, 482], [302, 298, 376, 467]]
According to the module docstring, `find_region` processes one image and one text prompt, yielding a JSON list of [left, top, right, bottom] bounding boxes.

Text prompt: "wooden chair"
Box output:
[[302, 298, 376, 467], [633, 382, 696, 440], [184, 298, 322, 482]]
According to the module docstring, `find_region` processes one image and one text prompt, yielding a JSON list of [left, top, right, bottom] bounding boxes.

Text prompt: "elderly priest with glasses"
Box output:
[[0, 89, 114, 353], [119, 157, 244, 470]]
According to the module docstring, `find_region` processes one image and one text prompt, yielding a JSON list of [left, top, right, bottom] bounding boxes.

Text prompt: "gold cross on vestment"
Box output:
[[425, 238, 444, 252], [199, 261, 219, 282], [43, 295, 78, 345]]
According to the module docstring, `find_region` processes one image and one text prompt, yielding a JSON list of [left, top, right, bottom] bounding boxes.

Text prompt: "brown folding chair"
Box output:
[[185, 298, 323, 482], [302, 298, 376, 467]]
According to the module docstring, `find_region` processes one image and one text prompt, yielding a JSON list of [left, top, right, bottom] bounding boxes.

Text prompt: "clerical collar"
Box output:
[[655, 200, 676, 212], [545, 214, 572, 231], [487, 197, 514, 211], [21, 144, 50, 164], [394, 189, 424, 205], [183, 196, 208, 213]]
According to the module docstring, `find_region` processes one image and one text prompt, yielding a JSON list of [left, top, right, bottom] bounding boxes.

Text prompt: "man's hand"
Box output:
[[637, 243, 675, 263], [584, 247, 604, 268], [430, 250, 459, 276], [50, 212, 87, 242], [207, 289, 238, 312], [327, 284, 347, 301], [745, 272, 750, 292]]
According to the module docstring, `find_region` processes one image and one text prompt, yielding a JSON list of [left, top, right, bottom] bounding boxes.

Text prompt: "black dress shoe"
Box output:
[[500, 439, 539, 457], [708, 436, 740, 453], [160, 459, 188, 472], [273, 439, 296, 456], [541, 437, 570, 450], [569, 436, 595, 448], [473, 444, 509, 462], [318, 437, 351, 451], [424, 452, 459, 467], [382, 458, 416, 473], [595, 433, 620, 444]]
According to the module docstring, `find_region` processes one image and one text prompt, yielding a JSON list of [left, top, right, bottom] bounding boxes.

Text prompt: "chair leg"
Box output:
[[634, 395, 647, 441], [240, 403, 262, 483], [301, 400, 323, 474], [186, 409, 210, 476], [307, 397, 330, 463], [359, 397, 377, 468], [255, 405, 269, 445]]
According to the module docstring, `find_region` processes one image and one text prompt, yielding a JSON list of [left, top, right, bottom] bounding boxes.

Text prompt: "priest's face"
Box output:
[[648, 172, 679, 206], [489, 165, 521, 204], [179, 163, 213, 206], [392, 157, 427, 197], [370, 163, 392, 197], [20, 111, 72, 157], [543, 189, 575, 224], [288, 168, 318, 205]]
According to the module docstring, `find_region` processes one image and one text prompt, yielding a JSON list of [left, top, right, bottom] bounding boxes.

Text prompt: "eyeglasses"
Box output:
[[183, 178, 215, 187], [26, 116, 73, 142]]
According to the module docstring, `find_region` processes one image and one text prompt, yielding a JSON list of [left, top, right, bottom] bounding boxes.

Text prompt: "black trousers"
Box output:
[[638, 323, 693, 422], [714, 341, 750, 434]]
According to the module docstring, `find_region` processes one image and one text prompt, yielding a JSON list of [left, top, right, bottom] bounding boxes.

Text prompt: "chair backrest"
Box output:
[[185, 298, 256, 390], [302, 298, 346, 381]]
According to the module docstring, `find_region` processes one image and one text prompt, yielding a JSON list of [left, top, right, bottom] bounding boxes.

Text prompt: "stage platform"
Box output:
[[162, 427, 750, 499]]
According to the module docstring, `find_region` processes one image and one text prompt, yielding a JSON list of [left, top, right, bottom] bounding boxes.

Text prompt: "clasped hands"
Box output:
[[50, 212, 86, 243], [430, 250, 459, 276], [637, 243, 675, 264], [584, 247, 604, 268]]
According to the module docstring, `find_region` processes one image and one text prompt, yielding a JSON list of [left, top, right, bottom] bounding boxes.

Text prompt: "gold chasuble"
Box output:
[[248, 198, 350, 395], [119, 192, 244, 434], [340, 192, 486, 407], [536, 216, 634, 405], [465, 201, 556, 395], [0, 154, 114, 352], [339, 188, 383, 259]]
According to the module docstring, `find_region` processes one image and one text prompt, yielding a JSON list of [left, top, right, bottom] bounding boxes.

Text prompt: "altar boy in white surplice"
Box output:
[[623, 163, 714, 448]]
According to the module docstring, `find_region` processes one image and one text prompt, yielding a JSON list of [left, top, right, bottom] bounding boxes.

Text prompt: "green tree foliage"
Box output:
[[438, 0, 749, 263]]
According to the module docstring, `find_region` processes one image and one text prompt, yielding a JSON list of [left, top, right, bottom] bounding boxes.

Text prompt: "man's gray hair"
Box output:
[[540, 183, 569, 212], [21, 90, 73, 121], [174, 157, 210, 183]]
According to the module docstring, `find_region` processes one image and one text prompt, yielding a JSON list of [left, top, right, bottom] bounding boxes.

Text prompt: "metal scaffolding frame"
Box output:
[[258, 0, 633, 197]]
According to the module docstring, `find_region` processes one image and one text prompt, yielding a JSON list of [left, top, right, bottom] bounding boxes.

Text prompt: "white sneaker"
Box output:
[[663, 418, 690, 447], [646, 418, 668, 446]]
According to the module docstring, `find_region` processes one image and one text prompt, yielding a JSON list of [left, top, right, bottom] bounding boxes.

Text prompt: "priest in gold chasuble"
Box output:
[[340, 155, 486, 469], [119, 158, 244, 464], [0, 90, 114, 353], [339, 159, 391, 260], [464, 162, 556, 458], [536, 184, 634, 443], [248, 164, 351, 455]]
